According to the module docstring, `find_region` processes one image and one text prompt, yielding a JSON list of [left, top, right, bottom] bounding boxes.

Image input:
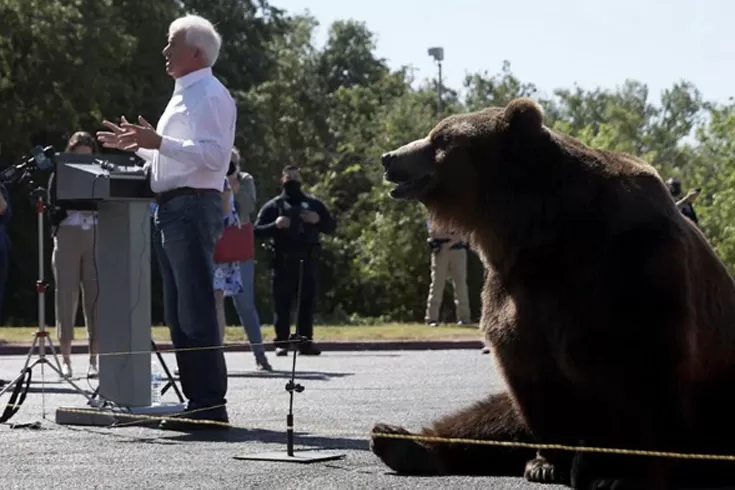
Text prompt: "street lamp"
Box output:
[[427, 46, 444, 117]]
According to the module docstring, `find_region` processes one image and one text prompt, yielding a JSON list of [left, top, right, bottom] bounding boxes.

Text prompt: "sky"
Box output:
[[271, 0, 735, 106]]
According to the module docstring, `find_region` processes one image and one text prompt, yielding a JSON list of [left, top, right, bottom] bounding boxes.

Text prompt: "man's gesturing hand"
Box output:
[[97, 116, 133, 151], [118, 115, 162, 150], [96, 115, 160, 151]]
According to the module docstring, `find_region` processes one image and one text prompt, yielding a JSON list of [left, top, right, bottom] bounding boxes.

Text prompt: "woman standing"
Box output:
[[228, 149, 272, 371], [213, 165, 244, 346], [52, 131, 100, 379]]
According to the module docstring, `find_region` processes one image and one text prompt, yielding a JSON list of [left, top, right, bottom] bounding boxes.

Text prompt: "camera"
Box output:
[[0, 145, 55, 185]]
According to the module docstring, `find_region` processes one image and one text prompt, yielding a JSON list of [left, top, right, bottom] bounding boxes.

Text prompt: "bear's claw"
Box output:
[[524, 456, 568, 484]]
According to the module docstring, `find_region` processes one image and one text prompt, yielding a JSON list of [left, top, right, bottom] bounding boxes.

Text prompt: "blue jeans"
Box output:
[[231, 259, 266, 361], [152, 192, 228, 409]]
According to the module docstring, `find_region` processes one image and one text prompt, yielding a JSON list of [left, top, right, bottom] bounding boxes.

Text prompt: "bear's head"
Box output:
[[380, 97, 548, 236], [380, 97, 671, 266]]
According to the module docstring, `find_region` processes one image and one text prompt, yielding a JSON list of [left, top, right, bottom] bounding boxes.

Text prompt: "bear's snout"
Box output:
[[381, 138, 434, 182], [380, 151, 396, 171]]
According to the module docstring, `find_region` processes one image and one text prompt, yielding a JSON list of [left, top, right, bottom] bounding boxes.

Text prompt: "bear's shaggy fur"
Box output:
[[372, 98, 735, 489]]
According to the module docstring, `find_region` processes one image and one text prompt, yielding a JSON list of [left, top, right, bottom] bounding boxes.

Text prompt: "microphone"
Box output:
[[24, 145, 55, 171], [16, 145, 55, 171]]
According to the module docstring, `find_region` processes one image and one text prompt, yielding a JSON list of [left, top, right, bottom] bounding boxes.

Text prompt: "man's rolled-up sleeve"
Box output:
[[157, 94, 234, 171], [135, 148, 155, 163]]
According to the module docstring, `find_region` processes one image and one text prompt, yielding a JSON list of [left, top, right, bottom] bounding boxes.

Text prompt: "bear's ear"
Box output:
[[503, 97, 544, 135]]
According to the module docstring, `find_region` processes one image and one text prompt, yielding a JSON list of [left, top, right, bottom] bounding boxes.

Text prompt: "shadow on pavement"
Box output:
[[153, 426, 370, 451], [226, 370, 354, 381]]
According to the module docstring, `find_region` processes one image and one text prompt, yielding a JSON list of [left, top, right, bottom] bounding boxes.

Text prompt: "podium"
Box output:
[[51, 152, 185, 426]]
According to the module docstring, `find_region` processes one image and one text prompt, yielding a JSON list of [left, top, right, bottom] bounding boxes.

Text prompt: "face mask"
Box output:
[[282, 180, 302, 197]]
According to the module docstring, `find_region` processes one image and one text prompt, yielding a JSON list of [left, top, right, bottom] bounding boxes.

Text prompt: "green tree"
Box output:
[[2, 1, 735, 327]]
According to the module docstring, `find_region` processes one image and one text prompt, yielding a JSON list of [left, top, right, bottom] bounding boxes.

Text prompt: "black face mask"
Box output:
[[282, 180, 302, 197]]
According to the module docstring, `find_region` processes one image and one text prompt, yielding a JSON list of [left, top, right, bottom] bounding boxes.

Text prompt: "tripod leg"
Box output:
[[151, 340, 184, 403], [0, 363, 34, 398], [35, 336, 94, 400], [44, 336, 69, 375], [0, 336, 93, 403], [17, 332, 40, 372]]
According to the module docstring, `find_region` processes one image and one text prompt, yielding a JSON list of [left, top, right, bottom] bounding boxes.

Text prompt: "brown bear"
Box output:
[[371, 98, 735, 489]]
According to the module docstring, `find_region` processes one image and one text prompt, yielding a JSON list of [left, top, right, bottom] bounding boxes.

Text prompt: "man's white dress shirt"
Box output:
[[136, 67, 237, 194]]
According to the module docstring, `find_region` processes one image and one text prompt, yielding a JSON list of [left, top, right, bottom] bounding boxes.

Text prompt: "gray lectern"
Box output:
[[51, 153, 185, 426]]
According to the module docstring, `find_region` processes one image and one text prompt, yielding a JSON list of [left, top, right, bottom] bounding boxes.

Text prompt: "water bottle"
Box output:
[[150, 360, 163, 406]]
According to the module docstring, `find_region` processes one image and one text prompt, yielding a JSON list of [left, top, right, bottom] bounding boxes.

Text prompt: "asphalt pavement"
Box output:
[[0, 348, 563, 490]]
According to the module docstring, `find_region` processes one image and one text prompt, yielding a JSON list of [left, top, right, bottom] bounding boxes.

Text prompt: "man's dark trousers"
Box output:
[[152, 191, 228, 414], [272, 255, 317, 345]]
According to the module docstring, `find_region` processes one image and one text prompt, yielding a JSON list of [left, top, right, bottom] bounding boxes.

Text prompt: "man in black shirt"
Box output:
[[254, 166, 336, 356]]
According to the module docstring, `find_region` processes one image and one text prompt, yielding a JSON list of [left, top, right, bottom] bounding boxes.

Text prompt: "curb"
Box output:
[[0, 339, 486, 356]]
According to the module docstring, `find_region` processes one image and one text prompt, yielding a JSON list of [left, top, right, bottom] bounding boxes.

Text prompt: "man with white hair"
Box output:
[[97, 13, 236, 431]]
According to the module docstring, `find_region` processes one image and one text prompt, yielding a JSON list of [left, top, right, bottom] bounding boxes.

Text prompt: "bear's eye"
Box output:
[[431, 132, 450, 150], [435, 148, 447, 164]]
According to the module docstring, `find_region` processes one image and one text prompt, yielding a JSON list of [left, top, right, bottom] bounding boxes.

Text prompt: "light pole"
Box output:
[[427, 46, 444, 117]]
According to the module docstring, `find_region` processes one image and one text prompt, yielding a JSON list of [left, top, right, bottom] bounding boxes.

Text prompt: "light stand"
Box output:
[[428, 46, 444, 118], [234, 258, 345, 464], [0, 180, 93, 423]]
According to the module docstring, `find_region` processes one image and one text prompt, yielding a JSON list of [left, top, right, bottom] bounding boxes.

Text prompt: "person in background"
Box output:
[[666, 177, 700, 227], [228, 148, 272, 371], [51, 131, 100, 379], [253, 165, 336, 357], [424, 217, 472, 327], [213, 165, 244, 345]]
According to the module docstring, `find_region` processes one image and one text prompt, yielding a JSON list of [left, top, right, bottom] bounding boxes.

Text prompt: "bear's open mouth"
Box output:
[[387, 174, 434, 199]]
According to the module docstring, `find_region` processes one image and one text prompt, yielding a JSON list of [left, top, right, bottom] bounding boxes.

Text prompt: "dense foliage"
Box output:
[[0, 0, 732, 326]]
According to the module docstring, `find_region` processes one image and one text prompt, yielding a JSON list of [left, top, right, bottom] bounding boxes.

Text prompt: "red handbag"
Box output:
[[214, 222, 254, 263]]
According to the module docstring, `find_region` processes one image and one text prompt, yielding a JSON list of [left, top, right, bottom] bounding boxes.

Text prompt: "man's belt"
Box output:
[[155, 187, 220, 205]]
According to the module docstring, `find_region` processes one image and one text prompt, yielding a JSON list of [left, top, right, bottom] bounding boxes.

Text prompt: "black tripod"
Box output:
[[0, 185, 93, 423], [151, 340, 183, 402]]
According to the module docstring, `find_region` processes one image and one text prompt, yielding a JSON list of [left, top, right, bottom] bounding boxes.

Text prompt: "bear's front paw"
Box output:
[[370, 423, 442, 475], [524, 456, 567, 484]]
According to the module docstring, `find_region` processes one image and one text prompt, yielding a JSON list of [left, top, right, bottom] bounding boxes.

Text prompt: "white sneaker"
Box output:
[[87, 364, 98, 379], [62, 363, 73, 379]]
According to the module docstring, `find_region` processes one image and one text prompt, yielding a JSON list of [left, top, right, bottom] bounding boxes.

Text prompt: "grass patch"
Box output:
[[0, 323, 483, 344]]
